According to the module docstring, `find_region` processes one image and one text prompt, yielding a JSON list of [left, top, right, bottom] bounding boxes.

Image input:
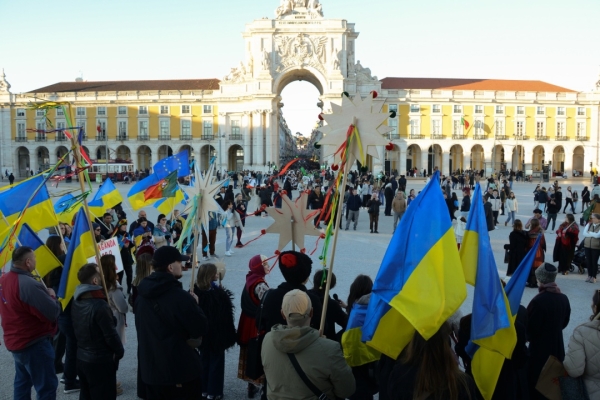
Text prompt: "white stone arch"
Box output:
[[273, 66, 326, 96], [15, 146, 30, 177], [449, 144, 464, 173], [116, 145, 131, 161], [228, 144, 244, 172], [406, 143, 421, 173], [94, 145, 109, 161], [55, 145, 69, 161], [471, 144, 485, 171], [573, 146, 585, 176], [532, 145, 545, 172], [137, 145, 152, 171], [35, 146, 50, 171]]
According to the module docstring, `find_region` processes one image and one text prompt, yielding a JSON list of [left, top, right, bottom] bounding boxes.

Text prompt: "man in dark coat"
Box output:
[[384, 183, 394, 216], [484, 196, 495, 231], [135, 247, 208, 399], [527, 263, 571, 400], [307, 186, 324, 228], [128, 210, 154, 236]]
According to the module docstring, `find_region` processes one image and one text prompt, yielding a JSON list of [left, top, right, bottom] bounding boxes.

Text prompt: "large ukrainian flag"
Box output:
[[342, 302, 381, 367], [18, 223, 63, 278], [54, 193, 83, 224], [88, 178, 123, 218], [0, 175, 58, 232], [57, 208, 97, 308], [361, 171, 466, 359], [459, 183, 516, 400]]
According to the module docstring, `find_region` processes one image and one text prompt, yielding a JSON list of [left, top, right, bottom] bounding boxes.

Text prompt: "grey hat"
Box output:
[[535, 263, 558, 284]]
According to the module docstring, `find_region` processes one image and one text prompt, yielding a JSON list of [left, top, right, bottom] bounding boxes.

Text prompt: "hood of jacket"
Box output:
[[74, 284, 104, 300], [137, 271, 182, 299], [269, 324, 320, 354]]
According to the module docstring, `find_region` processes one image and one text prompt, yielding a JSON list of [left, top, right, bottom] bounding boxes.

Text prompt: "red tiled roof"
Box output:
[[28, 79, 221, 93], [380, 77, 576, 93]]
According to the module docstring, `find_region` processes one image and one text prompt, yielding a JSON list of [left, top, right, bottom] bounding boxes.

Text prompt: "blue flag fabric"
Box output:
[[505, 235, 541, 315], [153, 150, 190, 179]]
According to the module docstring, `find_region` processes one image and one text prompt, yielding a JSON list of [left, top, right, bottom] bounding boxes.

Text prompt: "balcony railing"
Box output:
[[431, 134, 444, 140], [117, 134, 128, 141], [35, 136, 47, 142], [535, 135, 549, 141], [229, 134, 243, 140], [473, 134, 488, 140], [138, 134, 149, 141], [202, 135, 214, 140], [408, 134, 424, 139], [576, 136, 589, 141], [555, 136, 569, 141], [388, 133, 400, 140], [451, 134, 466, 140], [180, 134, 193, 141], [96, 135, 106, 141], [158, 134, 171, 140], [495, 135, 508, 140], [15, 136, 27, 142]]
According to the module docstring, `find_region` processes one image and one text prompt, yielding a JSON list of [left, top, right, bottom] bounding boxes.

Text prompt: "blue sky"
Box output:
[[1, 0, 599, 136]]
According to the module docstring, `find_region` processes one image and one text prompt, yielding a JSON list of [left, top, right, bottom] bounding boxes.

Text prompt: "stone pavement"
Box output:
[[0, 177, 596, 399]]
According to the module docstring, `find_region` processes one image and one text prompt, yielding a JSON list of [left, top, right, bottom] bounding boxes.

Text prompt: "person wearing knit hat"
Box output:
[[527, 262, 571, 398], [278, 251, 313, 285]]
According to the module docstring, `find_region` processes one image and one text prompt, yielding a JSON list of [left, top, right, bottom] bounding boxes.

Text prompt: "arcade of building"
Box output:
[[1, 0, 599, 178]]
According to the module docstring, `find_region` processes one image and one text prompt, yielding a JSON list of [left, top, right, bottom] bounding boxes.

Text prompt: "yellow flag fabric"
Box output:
[[0, 175, 58, 232]]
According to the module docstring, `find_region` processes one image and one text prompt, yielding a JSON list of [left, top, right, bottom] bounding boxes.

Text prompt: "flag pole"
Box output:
[[318, 121, 354, 335], [189, 214, 201, 292]]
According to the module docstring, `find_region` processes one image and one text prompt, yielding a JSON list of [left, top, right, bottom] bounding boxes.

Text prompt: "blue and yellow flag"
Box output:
[[153, 150, 190, 179], [127, 173, 161, 210], [460, 184, 516, 400], [153, 187, 187, 215], [54, 193, 83, 225], [17, 223, 63, 278], [362, 171, 467, 359], [57, 208, 97, 308], [88, 178, 123, 218], [0, 175, 58, 232], [506, 234, 541, 315], [342, 302, 381, 367]]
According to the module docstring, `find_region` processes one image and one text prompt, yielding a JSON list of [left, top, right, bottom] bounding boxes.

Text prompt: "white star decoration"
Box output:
[[184, 162, 227, 237], [318, 94, 393, 167], [265, 192, 322, 252]]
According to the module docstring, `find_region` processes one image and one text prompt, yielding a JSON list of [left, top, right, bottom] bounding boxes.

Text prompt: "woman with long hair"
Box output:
[[308, 269, 347, 341], [237, 255, 270, 398], [388, 322, 478, 400], [582, 186, 591, 213], [235, 193, 247, 248], [504, 192, 518, 227], [153, 214, 171, 248], [582, 213, 600, 283], [100, 254, 128, 345], [131, 253, 153, 309], [346, 274, 373, 314], [193, 263, 236, 400], [113, 219, 134, 295], [526, 218, 546, 288], [554, 214, 579, 275], [222, 200, 240, 256], [563, 290, 600, 397], [507, 220, 529, 276]]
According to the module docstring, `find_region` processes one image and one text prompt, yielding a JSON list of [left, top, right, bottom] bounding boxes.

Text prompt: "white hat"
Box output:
[[282, 289, 312, 323]]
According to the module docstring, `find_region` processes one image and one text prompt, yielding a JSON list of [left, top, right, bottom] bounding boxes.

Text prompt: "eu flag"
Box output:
[[153, 150, 190, 179]]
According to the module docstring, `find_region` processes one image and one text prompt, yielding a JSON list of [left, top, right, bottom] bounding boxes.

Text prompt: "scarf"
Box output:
[[245, 255, 266, 293], [538, 282, 561, 294]]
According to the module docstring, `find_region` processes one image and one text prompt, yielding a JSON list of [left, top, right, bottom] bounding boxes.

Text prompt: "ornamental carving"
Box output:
[[275, 0, 323, 19], [274, 33, 327, 74]]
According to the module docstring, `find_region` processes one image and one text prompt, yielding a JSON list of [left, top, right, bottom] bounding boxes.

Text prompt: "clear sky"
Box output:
[[1, 0, 599, 136]]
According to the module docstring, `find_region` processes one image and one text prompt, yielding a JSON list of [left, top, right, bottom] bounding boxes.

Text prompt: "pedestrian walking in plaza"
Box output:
[[383, 183, 394, 216], [193, 263, 237, 400], [563, 290, 600, 397], [526, 218, 546, 288], [546, 194, 560, 230], [235, 193, 248, 247], [453, 217, 466, 249], [527, 263, 571, 400], [489, 189, 501, 225], [202, 212, 219, 260], [0, 246, 62, 399], [504, 192, 518, 226], [346, 188, 362, 231], [572, 190, 579, 214], [8, 172, 14, 185], [554, 214, 579, 275], [367, 193, 381, 233], [484, 196, 495, 231], [114, 220, 134, 294], [564, 186, 576, 213], [582, 186, 591, 212], [538, 187, 548, 213], [459, 188, 471, 219], [237, 255, 270, 398], [582, 213, 600, 283], [391, 191, 406, 232], [222, 200, 240, 256], [525, 209, 548, 230], [507, 220, 528, 276], [72, 263, 125, 400]]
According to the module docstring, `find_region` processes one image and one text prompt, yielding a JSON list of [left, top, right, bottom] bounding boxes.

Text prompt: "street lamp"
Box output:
[[217, 132, 225, 173]]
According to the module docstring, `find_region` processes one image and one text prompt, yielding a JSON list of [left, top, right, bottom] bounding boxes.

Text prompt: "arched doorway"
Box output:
[[552, 146, 565, 173], [158, 145, 173, 161], [116, 145, 131, 161], [406, 144, 421, 173], [573, 146, 584, 176], [56, 146, 69, 163], [428, 145, 442, 175], [137, 145, 152, 171], [200, 145, 216, 171], [471, 145, 484, 171], [449, 145, 463, 173], [16, 147, 30, 177], [532, 145, 545, 172], [512, 145, 525, 172], [82, 146, 90, 159], [36, 146, 50, 172], [492, 144, 505, 173], [228, 145, 244, 172], [96, 145, 108, 161]]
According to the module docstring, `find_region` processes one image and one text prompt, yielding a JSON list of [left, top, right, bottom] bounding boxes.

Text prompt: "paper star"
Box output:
[[265, 192, 322, 252], [318, 94, 393, 167], [185, 162, 227, 237]]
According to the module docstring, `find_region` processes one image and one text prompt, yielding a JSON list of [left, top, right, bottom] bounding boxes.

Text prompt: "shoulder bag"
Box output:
[[287, 353, 332, 400], [245, 290, 270, 380]]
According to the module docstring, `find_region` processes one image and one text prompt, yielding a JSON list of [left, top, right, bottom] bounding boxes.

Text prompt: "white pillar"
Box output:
[[420, 148, 428, 175], [442, 151, 450, 175], [264, 110, 273, 166], [243, 112, 252, 169], [398, 147, 406, 175], [254, 111, 264, 168], [463, 153, 471, 171]]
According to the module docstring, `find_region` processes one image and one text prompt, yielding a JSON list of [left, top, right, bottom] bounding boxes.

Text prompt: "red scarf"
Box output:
[[245, 255, 266, 293]]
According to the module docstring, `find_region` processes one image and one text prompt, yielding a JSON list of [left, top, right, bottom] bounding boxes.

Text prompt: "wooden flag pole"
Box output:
[[189, 213, 201, 292]]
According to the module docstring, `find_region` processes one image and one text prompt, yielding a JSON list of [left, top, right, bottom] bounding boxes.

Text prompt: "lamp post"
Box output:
[[217, 132, 225, 174]]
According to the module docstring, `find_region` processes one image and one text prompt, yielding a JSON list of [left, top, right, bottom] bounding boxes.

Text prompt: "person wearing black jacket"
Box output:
[[307, 269, 347, 341], [257, 184, 274, 216], [346, 189, 362, 230], [129, 210, 155, 236], [135, 247, 208, 399], [547, 194, 560, 230], [307, 186, 325, 228], [72, 263, 125, 400]]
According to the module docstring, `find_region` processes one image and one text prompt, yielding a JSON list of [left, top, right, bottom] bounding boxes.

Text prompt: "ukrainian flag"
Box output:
[[88, 178, 123, 218], [0, 175, 58, 232], [18, 223, 63, 278], [54, 193, 83, 224], [127, 173, 161, 210], [57, 208, 97, 308], [342, 302, 381, 367], [362, 171, 466, 359], [153, 187, 187, 215], [460, 184, 516, 400]]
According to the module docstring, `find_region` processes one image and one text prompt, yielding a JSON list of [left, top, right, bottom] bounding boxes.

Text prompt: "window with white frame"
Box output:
[[516, 121, 525, 136], [577, 122, 586, 137], [517, 106, 525, 115], [76, 119, 86, 130], [97, 120, 106, 136], [389, 104, 398, 114], [475, 105, 483, 114], [16, 108, 25, 117], [37, 121, 45, 135], [118, 121, 127, 138], [474, 120, 484, 135], [432, 104, 441, 113], [409, 119, 420, 135], [495, 105, 504, 114], [432, 119, 441, 135], [203, 121, 213, 136], [17, 122, 25, 137], [118, 106, 127, 115], [536, 106, 545, 115], [536, 121, 545, 137], [557, 107, 565, 116], [76, 107, 86, 116], [453, 120, 462, 136], [160, 120, 170, 136], [97, 107, 107, 116], [410, 104, 420, 113], [556, 121, 565, 137], [160, 106, 169, 115], [203, 105, 212, 114], [231, 120, 240, 136], [57, 108, 64, 116], [577, 107, 585, 116], [57, 122, 66, 140], [495, 120, 504, 137], [181, 105, 191, 114], [453, 105, 462, 114], [36, 109, 45, 117], [181, 120, 191, 136], [139, 121, 148, 136], [388, 118, 398, 136], [139, 106, 148, 115]]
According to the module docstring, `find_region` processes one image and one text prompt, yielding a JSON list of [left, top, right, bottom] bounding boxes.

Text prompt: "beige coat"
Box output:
[[392, 194, 406, 214], [563, 319, 600, 398]]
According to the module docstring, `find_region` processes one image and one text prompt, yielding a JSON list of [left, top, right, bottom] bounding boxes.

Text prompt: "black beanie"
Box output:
[[278, 251, 313, 285]]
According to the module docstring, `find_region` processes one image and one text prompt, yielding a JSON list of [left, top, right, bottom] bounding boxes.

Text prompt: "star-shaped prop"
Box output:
[[265, 191, 322, 252], [318, 93, 392, 167]]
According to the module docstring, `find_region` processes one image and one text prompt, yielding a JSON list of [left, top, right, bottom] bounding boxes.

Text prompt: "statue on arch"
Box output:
[[307, 0, 323, 17], [262, 49, 271, 71], [275, 0, 294, 18]]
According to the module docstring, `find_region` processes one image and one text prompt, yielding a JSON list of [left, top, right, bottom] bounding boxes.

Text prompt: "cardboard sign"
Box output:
[[87, 237, 124, 273]]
